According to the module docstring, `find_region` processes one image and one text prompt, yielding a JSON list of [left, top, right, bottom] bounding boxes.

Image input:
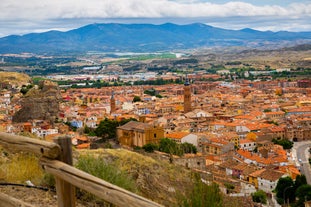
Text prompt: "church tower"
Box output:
[[183, 75, 191, 113], [110, 91, 116, 114]]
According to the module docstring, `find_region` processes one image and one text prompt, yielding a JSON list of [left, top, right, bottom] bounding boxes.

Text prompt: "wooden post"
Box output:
[[53, 136, 75, 207]]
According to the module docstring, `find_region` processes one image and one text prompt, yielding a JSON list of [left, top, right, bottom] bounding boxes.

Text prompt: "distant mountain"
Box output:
[[0, 23, 310, 54]]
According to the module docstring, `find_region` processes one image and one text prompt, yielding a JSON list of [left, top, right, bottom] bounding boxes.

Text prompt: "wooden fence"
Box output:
[[0, 132, 163, 207]]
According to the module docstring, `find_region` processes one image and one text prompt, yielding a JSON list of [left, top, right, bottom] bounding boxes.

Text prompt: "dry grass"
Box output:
[[0, 71, 31, 85], [0, 151, 44, 184], [76, 148, 194, 206]]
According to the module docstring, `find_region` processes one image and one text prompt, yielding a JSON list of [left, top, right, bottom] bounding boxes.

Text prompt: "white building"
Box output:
[[257, 169, 287, 193], [239, 139, 256, 151]]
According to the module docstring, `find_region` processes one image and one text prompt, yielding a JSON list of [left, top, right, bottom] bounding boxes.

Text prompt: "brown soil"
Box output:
[[0, 185, 90, 207]]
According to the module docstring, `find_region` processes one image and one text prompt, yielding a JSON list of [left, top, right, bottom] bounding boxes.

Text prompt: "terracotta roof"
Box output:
[[76, 143, 90, 149], [249, 169, 265, 177], [239, 139, 255, 144], [218, 160, 239, 169], [117, 121, 152, 131], [258, 169, 285, 181], [166, 132, 190, 139]]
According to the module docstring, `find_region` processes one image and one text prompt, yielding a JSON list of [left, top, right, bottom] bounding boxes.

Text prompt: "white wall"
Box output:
[[181, 134, 198, 147]]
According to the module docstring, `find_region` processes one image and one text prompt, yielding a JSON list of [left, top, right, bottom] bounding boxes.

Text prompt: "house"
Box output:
[[165, 132, 198, 147], [239, 139, 256, 151], [202, 138, 234, 155], [117, 121, 164, 147], [264, 111, 285, 121], [257, 169, 287, 192], [248, 169, 265, 189]]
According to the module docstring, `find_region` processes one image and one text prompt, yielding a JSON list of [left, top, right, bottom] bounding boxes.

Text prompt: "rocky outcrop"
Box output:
[[12, 80, 62, 123]]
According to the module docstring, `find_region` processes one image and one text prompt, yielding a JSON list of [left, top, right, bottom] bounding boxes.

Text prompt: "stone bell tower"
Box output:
[[183, 75, 191, 113], [110, 91, 116, 114]]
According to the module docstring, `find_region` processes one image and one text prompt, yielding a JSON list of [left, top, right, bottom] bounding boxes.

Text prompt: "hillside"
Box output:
[[0, 147, 252, 206], [0, 23, 310, 54], [0, 72, 31, 86]]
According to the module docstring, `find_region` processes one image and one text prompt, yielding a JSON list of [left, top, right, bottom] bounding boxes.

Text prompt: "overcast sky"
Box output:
[[1, 0, 311, 37]]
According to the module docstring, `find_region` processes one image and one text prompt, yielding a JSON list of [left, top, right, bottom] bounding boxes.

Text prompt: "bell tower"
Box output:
[[183, 75, 191, 113], [110, 91, 116, 114]]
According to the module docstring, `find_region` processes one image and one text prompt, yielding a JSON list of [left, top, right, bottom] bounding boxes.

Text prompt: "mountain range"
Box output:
[[0, 23, 311, 54]]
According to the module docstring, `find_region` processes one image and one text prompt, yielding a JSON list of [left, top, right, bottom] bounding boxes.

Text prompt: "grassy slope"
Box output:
[[0, 72, 31, 86]]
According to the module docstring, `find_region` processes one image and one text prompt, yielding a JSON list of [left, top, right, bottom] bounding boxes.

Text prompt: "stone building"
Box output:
[[117, 121, 164, 147]]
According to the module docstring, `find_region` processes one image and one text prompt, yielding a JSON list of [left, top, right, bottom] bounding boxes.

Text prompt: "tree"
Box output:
[[252, 190, 267, 204], [94, 118, 137, 141], [133, 96, 141, 102], [275, 176, 295, 204], [159, 138, 183, 156], [94, 118, 119, 139], [295, 184, 311, 207], [272, 138, 293, 149], [294, 174, 307, 190], [181, 142, 197, 154]]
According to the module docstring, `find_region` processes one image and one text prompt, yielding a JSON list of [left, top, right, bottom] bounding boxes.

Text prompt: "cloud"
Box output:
[[1, 0, 310, 20], [0, 0, 310, 36]]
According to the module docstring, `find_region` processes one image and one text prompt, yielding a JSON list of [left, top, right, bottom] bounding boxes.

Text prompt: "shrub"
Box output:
[[75, 154, 138, 204], [142, 143, 158, 152], [252, 190, 267, 204], [179, 173, 223, 207], [76, 154, 137, 192]]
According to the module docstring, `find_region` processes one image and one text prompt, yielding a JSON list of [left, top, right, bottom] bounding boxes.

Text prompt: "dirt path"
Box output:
[[0, 186, 89, 207]]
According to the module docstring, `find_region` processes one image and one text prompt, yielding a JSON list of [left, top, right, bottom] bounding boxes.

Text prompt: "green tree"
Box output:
[[272, 138, 293, 149], [275, 176, 295, 204], [133, 95, 141, 102], [252, 190, 267, 204], [159, 138, 183, 156], [181, 142, 197, 154], [94, 118, 137, 140], [295, 184, 311, 207], [94, 118, 118, 139], [294, 174, 307, 190]]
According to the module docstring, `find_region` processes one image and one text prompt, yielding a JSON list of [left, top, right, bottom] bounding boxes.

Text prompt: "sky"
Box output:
[[0, 0, 311, 37]]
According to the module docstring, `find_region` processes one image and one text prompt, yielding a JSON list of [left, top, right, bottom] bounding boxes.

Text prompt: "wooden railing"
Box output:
[[0, 132, 163, 207]]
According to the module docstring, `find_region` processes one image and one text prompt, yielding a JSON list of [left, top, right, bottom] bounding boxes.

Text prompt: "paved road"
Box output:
[[293, 141, 311, 184]]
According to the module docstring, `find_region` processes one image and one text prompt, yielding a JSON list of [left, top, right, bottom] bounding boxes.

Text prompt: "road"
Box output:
[[293, 141, 311, 184]]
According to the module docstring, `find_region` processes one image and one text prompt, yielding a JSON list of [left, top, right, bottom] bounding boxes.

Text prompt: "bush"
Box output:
[[75, 154, 138, 204], [252, 190, 267, 204], [179, 173, 223, 207], [142, 143, 158, 152]]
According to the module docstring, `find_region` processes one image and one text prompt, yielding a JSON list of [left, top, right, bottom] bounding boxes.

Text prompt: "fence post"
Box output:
[[53, 136, 75, 207]]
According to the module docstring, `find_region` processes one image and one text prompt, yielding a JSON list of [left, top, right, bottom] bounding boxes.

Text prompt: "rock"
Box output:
[[12, 80, 62, 123]]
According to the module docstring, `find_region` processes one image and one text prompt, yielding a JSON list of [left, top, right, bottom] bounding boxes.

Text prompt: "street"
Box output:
[[293, 141, 311, 184]]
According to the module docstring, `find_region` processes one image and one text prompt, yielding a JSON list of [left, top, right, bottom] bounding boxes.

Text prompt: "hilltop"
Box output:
[[0, 72, 31, 87]]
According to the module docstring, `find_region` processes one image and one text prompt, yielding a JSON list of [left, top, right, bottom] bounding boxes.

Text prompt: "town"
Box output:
[[0, 47, 311, 206], [0, 66, 311, 205]]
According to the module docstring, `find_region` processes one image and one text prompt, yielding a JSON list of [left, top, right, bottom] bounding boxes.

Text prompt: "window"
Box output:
[[154, 133, 156, 138]]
